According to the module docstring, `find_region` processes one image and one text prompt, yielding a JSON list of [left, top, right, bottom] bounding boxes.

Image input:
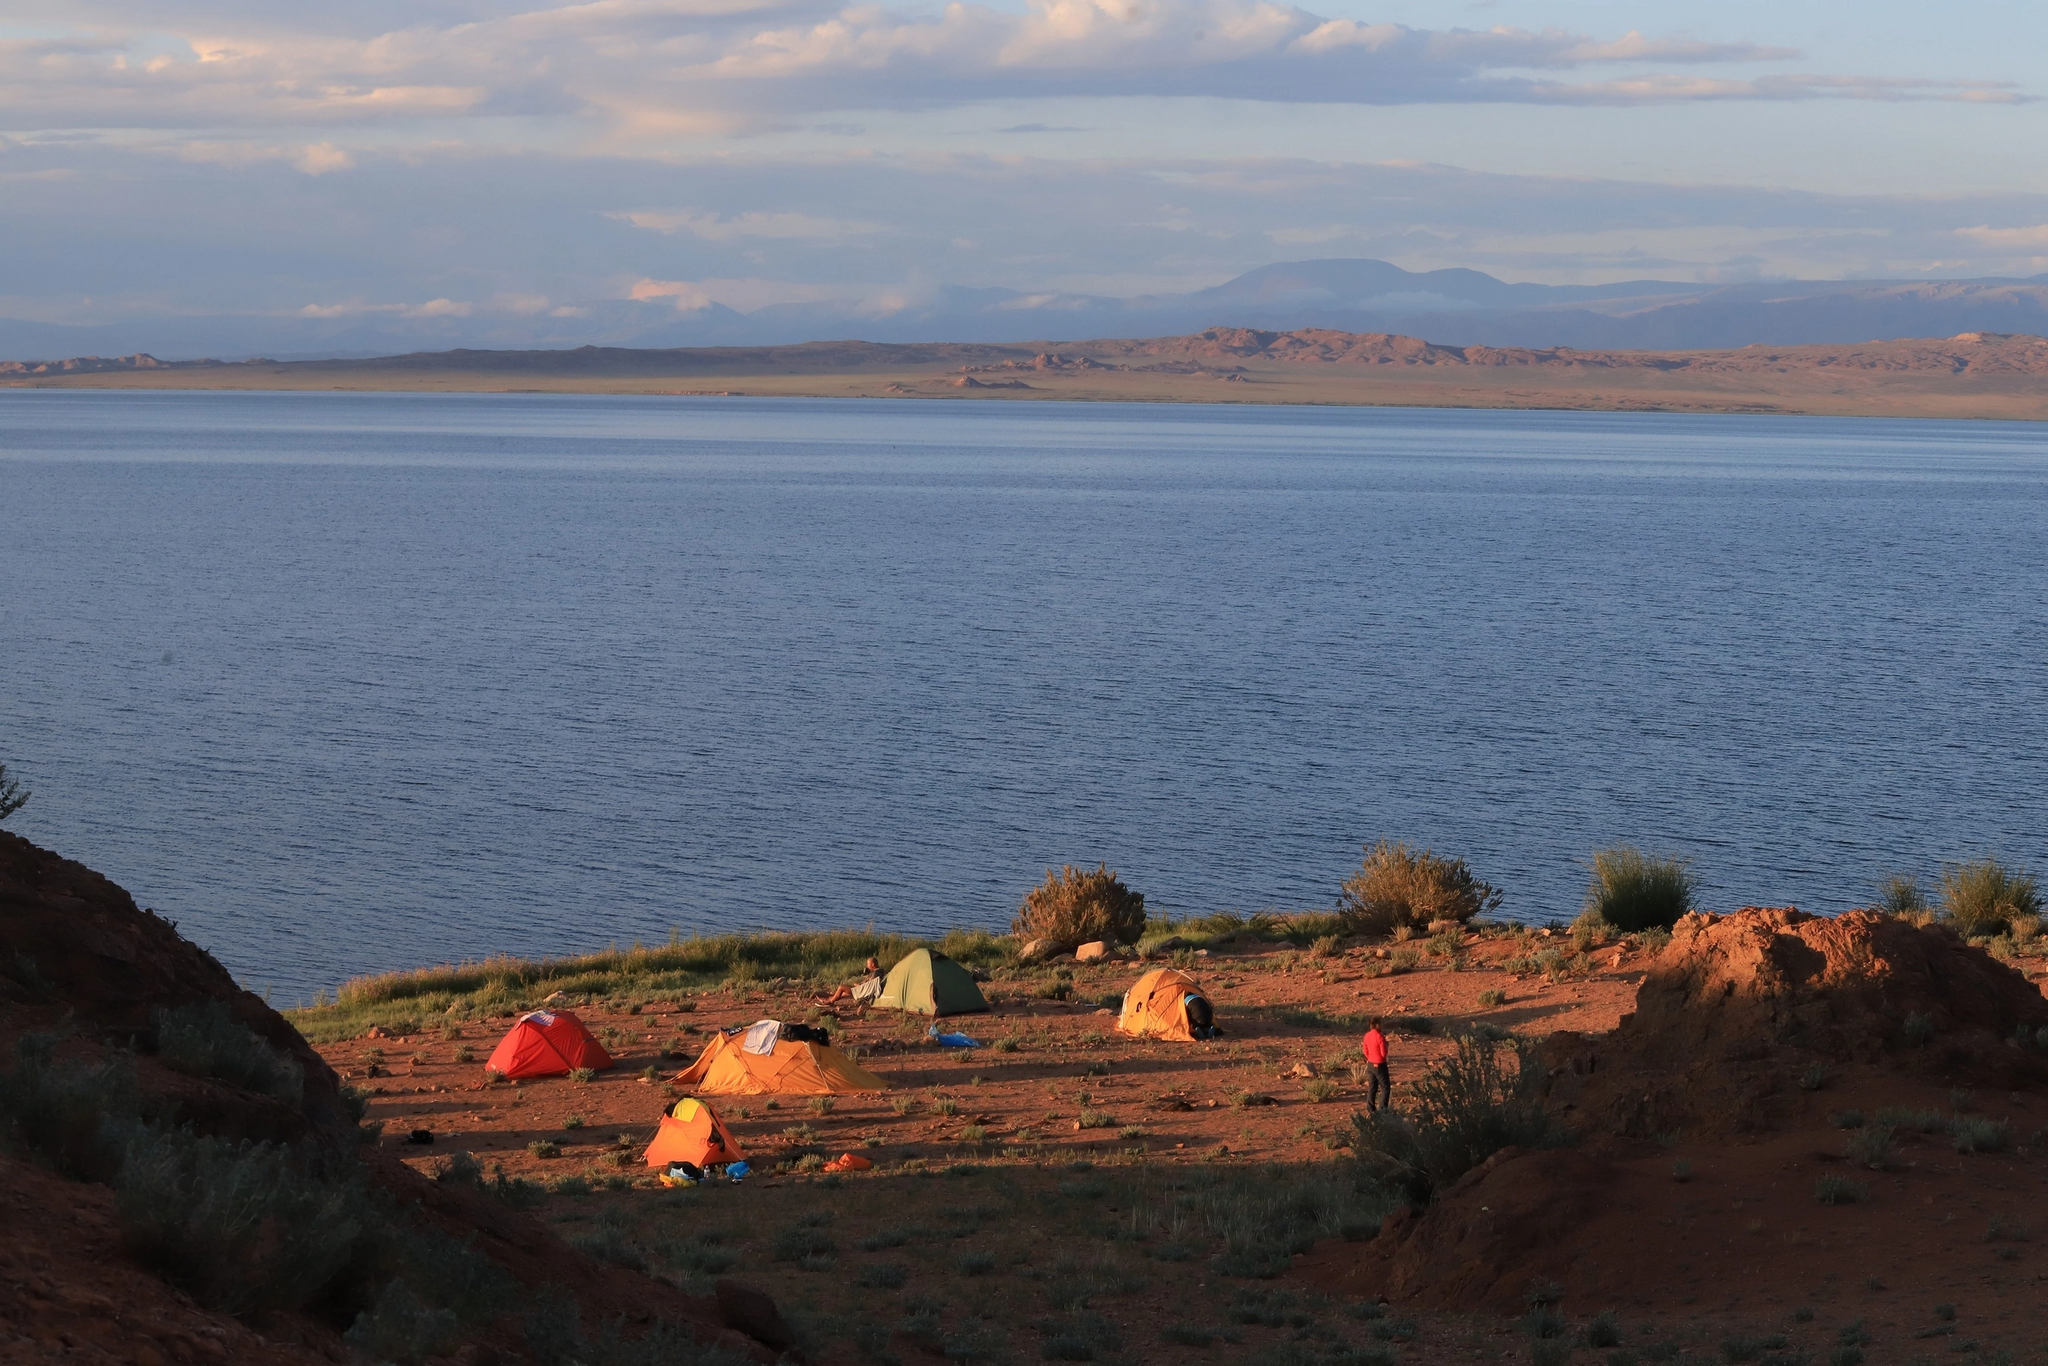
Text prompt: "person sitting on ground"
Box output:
[[820, 957, 886, 1005], [1361, 1016, 1391, 1113]]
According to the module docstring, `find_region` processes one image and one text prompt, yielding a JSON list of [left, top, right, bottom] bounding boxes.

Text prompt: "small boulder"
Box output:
[[1075, 941, 1110, 963], [716, 1279, 800, 1357], [1018, 938, 1059, 964]]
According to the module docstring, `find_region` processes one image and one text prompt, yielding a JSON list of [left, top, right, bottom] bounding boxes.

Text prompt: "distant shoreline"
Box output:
[[9, 327, 2048, 422]]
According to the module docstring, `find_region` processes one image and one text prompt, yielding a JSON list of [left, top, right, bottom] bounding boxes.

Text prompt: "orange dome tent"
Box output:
[[1115, 968, 1216, 1042], [643, 1097, 745, 1170], [484, 1009, 614, 1080], [673, 1029, 889, 1096]]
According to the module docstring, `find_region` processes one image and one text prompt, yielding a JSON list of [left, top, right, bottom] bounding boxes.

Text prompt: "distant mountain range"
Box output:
[[7, 258, 2048, 362]]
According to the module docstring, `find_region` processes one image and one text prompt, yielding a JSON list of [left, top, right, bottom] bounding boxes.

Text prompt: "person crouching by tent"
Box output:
[[1361, 1017, 1390, 1113]]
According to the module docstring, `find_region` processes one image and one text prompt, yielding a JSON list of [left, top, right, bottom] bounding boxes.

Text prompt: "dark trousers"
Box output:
[[1366, 1062, 1390, 1111]]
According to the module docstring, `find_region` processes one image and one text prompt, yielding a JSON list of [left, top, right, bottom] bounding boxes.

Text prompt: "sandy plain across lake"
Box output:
[[10, 326, 2048, 421]]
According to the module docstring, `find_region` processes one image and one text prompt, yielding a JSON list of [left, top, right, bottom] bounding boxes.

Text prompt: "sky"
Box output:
[[5, 0, 2048, 335]]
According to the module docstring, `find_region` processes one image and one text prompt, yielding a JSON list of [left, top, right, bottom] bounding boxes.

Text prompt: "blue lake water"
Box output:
[[3, 391, 2045, 1002]]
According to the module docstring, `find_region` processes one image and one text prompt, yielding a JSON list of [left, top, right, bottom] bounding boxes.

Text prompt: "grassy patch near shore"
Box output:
[[286, 910, 1386, 1041], [286, 928, 1013, 1042]]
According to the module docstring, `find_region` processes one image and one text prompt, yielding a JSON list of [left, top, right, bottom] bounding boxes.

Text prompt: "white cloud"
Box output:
[[294, 141, 353, 174], [0, 0, 2023, 145], [609, 207, 884, 239], [1956, 224, 2048, 250]]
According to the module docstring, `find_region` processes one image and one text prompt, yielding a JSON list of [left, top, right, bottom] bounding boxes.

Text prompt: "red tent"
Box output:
[[485, 1009, 614, 1079]]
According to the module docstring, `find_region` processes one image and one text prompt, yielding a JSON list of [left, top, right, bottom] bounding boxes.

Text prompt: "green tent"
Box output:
[[875, 948, 990, 1017]]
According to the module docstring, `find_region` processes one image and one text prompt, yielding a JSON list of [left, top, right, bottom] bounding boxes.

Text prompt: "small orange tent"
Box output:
[[485, 1009, 614, 1079], [643, 1096, 745, 1170], [673, 1030, 889, 1095], [1116, 968, 1214, 1042]]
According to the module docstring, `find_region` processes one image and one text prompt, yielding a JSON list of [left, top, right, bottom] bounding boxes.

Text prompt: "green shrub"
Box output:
[[1077, 1109, 1115, 1130], [1846, 1126, 1894, 1170], [563, 1115, 585, 1130], [1339, 841, 1502, 936], [344, 1280, 459, 1365], [1902, 1012, 1935, 1046], [1584, 848, 1694, 932], [1939, 859, 2041, 937], [0, 761, 29, 822], [0, 1034, 144, 1180], [1951, 1118, 2009, 1154], [1302, 1078, 1340, 1103], [569, 1067, 597, 1083], [1571, 908, 1619, 949], [571, 1222, 649, 1272], [772, 1223, 836, 1261], [115, 1127, 377, 1318], [958, 1250, 997, 1276], [153, 1001, 304, 1102], [528, 1139, 560, 1158], [1876, 872, 1930, 917], [858, 1262, 909, 1288], [1477, 988, 1508, 1008], [1814, 1175, 1867, 1205], [1351, 1035, 1560, 1204], [1014, 864, 1147, 948]]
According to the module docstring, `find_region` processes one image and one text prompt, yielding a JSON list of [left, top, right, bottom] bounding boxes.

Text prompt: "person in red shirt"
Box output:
[[1360, 1018, 1390, 1113]]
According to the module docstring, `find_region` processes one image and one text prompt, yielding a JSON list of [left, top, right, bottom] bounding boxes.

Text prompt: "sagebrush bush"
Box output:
[[344, 1281, 459, 1365], [1014, 864, 1146, 948], [1939, 859, 2041, 938], [154, 1001, 303, 1101], [116, 1127, 378, 1317], [0, 1033, 143, 1180], [1351, 1035, 1560, 1204], [1583, 847, 1694, 932], [1339, 841, 1503, 936]]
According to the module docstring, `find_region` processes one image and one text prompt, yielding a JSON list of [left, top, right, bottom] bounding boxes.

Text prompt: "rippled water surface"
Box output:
[[4, 391, 2045, 1000]]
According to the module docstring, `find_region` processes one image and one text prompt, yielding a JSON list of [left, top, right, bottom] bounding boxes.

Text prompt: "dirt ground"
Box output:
[[332, 934, 1638, 1182], [322, 935, 2048, 1365]]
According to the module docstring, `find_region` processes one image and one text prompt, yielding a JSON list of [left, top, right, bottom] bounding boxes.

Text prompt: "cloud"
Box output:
[[294, 142, 353, 174], [608, 207, 885, 239], [1956, 224, 2048, 250], [0, 0, 2024, 143]]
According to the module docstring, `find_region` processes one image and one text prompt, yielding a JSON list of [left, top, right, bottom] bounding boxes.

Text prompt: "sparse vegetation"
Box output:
[[0, 761, 29, 822], [1477, 988, 1509, 1008], [1876, 872, 1930, 918], [1939, 858, 2040, 937], [1302, 1078, 1341, 1103], [1846, 1126, 1894, 1170], [1351, 1034, 1561, 1204], [1014, 863, 1147, 948], [1583, 847, 1695, 932], [1815, 1175, 1867, 1205], [153, 1000, 304, 1101], [1338, 840, 1502, 936]]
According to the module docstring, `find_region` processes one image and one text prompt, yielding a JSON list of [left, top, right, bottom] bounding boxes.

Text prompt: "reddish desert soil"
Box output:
[[324, 921, 2048, 1366], [332, 934, 1639, 1180]]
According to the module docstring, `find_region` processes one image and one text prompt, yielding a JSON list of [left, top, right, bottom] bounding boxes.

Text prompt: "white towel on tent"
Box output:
[[741, 1019, 783, 1055]]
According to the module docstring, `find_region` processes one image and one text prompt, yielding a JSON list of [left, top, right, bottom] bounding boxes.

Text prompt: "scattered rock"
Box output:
[[1282, 1062, 1315, 1079], [1075, 941, 1110, 963], [1017, 938, 1059, 964]]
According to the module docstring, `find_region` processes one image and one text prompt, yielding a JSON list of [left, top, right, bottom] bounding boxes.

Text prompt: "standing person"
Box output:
[[1361, 1017, 1390, 1113]]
